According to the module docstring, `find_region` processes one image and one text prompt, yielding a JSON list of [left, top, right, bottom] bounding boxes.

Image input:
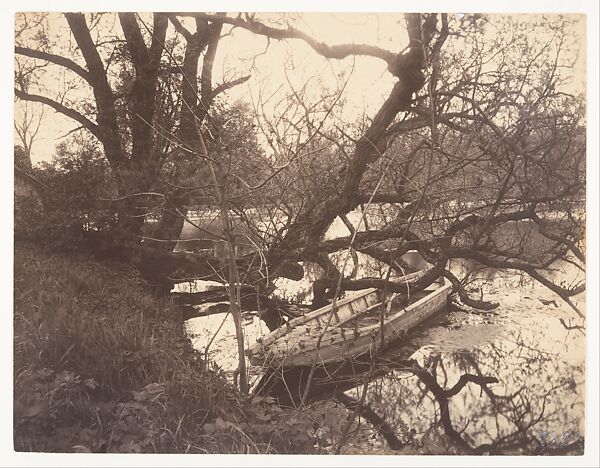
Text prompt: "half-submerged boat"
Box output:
[[246, 271, 452, 367]]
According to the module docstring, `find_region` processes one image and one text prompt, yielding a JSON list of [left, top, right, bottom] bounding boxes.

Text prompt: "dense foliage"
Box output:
[[15, 136, 117, 250]]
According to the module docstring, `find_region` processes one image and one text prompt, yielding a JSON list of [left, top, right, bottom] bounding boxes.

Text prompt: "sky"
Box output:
[[14, 12, 406, 164], [13, 12, 586, 165]]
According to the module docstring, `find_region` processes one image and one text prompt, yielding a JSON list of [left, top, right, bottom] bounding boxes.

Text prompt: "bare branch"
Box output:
[[15, 46, 91, 83], [178, 13, 398, 69], [167, 14, 193, 42], [443, 269, 499, 310], [211, 75, 251, 98], [445, 374, 499, 398], [14, 88, 101, 139]]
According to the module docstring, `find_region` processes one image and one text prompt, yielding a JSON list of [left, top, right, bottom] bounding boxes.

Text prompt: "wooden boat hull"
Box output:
[[247, 277, 451, 367]]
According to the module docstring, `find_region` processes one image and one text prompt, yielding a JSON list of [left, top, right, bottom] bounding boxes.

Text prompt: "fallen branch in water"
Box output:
[[443, 270, 499, 311]]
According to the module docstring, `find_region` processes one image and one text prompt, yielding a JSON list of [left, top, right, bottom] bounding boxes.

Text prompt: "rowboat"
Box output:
[[246, 272, 452, 367]]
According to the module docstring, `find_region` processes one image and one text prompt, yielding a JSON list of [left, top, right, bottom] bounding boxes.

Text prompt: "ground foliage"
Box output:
[[13, 243, 334, 453]]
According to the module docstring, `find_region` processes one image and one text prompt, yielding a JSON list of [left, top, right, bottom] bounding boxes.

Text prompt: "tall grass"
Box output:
[[13, 242, 321, 453]]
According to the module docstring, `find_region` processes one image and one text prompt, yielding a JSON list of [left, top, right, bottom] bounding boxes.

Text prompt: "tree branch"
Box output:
[[14, 88, 101, 139], [167, 14, 193, 42], [64, 13, 123, 166], [211, 75, 251, 98], [197, 16, 225, 122], [531, 212, 585, 263], [15, 46, 91, 83], [313, 265, 442, 294], [446, 248, 584, 316], [320, 228, 428, 254], [178, 13, 398, 70], [443, 269, 499, 310], [118, 13, 149, 66], [445, 373, 499, 398]]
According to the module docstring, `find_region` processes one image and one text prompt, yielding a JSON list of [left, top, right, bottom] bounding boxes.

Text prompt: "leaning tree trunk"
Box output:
[[146, 17, 216, 252], [145, 198, 187, 251]]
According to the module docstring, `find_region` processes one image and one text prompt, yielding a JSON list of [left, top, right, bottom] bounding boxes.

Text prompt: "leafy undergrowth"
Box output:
[[13, 242, 324, 454]]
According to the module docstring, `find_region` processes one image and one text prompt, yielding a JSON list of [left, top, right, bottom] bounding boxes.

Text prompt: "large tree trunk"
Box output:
[[149, 17, 215, 251], [147, 208, 186, 251], [267, 14, 430, 274]]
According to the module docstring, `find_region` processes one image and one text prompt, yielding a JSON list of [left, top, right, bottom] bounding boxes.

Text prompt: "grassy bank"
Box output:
[[13, 242, 323, 454]]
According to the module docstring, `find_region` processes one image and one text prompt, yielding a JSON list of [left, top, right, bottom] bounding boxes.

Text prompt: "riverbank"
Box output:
[[13, 242, 329, 454], [187, 264, 585, 455], [13, 242, 586, 454]]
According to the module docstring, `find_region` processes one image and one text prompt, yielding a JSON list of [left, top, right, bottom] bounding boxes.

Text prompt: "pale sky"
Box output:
[[14, 12, 406, 163], [13, 12, 586, 165]]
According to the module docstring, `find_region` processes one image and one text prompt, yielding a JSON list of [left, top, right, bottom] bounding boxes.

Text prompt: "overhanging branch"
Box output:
[[178, 13, 398, 69], [443, 270, 499, 310], [15, 46, 91, 83], [14, 88, 101, 140]]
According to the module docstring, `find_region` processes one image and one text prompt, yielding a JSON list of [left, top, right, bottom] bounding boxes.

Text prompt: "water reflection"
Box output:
[[256, 300, 585, 455], [178, 209, 585, 455]]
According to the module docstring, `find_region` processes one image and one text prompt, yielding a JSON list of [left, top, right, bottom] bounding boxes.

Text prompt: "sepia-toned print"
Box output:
[[13, 12, 586, 456]]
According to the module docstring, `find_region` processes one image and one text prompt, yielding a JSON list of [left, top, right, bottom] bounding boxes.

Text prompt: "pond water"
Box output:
[[185, 267, 585, 454], [181, 210, 586, 455]]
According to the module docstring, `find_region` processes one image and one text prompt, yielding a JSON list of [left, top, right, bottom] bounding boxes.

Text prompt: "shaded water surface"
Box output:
[[185, 267, 584, 454], [181, 211, 585, 454]]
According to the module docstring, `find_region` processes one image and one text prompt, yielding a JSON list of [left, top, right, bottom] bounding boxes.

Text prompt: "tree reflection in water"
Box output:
[[256, 324, 584, 455]]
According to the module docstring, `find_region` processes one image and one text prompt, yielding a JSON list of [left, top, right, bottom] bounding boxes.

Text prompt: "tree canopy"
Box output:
[[14, 12, 586, 322]]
